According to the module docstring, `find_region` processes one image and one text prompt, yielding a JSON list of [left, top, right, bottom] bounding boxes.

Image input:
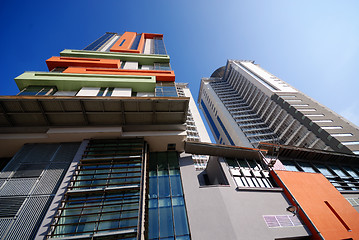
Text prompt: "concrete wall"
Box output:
[[179, 154, 311, 240]]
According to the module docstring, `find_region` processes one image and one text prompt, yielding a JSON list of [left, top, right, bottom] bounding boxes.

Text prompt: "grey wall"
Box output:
[[179, 154, 311, 240]]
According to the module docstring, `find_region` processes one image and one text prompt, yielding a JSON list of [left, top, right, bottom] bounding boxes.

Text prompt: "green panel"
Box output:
[[60, 49, 170, 65], [15, 72, 156, 92]]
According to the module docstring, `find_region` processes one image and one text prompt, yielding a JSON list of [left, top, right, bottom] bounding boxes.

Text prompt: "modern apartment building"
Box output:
[[198, 60, 359, 155], [0, 32, 359, 240], [0, 31, 209, 240]]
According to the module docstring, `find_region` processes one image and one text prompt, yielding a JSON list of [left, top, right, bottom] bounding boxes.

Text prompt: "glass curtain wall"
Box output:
[[147, 152, 190, 240], [48, 139, 146, 239]]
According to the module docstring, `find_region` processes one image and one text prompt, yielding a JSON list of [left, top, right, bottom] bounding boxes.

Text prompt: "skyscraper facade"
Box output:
[[0, 32, 209, 240], [198, 60, 359, 155]]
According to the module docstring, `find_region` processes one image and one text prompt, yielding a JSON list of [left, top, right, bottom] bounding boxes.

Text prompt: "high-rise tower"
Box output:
[[199, 60, 359, 155], [0, 31, 209, 240]]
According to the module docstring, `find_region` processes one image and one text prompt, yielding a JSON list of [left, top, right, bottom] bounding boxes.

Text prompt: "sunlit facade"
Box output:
[[199, 60, 359, 155]]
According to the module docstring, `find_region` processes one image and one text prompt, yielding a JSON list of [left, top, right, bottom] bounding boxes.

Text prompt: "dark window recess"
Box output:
[[0, 197, 26, 217], [167, 144, 176, 151], [13, 163, 48, 178], [105, 87, 114, 96], [97, 87, 107, 96], [119, 39, 126, 47], [0, 157, 12, 171], [17, 86, 57, 96]]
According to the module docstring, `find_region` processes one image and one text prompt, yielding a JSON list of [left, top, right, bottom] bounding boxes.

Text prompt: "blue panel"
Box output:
[[216, 116, 235, 145], [201, 100, 220, 139], [149, 176, 158, 198], [170, 175, 183, 197], [173, 205, 190, 236], [159, 207, 174, 238], [130, 34, 141, 50], [158, 176, 170, 198]]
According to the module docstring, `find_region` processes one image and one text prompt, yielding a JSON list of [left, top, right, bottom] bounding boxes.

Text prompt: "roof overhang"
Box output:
[[0, 96, 189, 128]]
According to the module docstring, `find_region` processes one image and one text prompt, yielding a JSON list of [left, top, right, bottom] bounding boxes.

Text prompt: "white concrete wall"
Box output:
[[143, 39, 153, 54], [183, 87, 211, 143], [202, 81, 252, 147]]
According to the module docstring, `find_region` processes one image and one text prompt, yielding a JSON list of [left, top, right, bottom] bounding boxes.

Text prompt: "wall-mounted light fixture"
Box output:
[[286, 205, 297, 216]]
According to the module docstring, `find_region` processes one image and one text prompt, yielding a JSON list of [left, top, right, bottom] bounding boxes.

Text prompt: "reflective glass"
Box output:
[[173, 205, 189, 236], [315, 164, 333, 176], [298, 162, 316, 173], [148, 208, 159, 239], [158, 176, 170, 197], [159, 207, 174, 238], [170, 175, 183, 196]]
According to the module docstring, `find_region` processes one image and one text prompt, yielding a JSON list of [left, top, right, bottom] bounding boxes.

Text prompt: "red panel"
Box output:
[[271, 170, 359, 240], [46, 57, 121, 71]]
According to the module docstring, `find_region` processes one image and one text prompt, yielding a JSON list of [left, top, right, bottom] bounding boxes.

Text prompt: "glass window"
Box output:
[[298, 162, 316, 173], [153, 37, 167, 55], [148, 152, 190, 240], [281, 160, 300, 172], [314, 164, 333, 176], [225, 158, 273, 189], [130, 34, 142, 50], [50, 139, 143, 238]]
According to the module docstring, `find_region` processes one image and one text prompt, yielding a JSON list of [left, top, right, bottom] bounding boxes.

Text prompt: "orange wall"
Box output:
[[272, 170, 359, 240], [110, 32, 139, 53], [110, 32, 164, 53], [63, 67, 175, 82], [46, 57, 121, 71]]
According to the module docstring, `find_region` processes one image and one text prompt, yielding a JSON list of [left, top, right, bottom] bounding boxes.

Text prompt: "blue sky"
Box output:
[[1, 0, 359, 130]]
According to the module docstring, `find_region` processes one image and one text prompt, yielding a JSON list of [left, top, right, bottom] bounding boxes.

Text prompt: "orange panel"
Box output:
[[110, 32, 164, 53], [110, 32, 139, 53], [271, 171, 359, 240], [63, 67, 175, 82], [46, 57, 121, 71]]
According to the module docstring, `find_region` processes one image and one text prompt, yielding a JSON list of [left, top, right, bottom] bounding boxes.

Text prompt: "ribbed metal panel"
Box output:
[[5, 196, 51, 240], [0, 145, 35, 179], [0, 197, 26, 217], [32, 163, 68, 195], [0, 218, 13, 239], [0, 179, 5, 190], [0, 179, 37, 196], [22, 144, 60, 163], [52, 143, 81, 162]]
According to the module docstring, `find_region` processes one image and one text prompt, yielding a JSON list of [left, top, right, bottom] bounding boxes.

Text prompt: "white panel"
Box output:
[[141, 65, 153, 70], [137, 92, 154, 97], [143, 39, 153, 54], [123, 61, 138, 70], [76, 87, 100, 96], [100, 35, 119, 52], [112, 88, 132, 97]]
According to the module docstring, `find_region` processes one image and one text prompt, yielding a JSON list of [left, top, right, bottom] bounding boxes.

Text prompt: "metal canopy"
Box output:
[[184, 141, 266, 160], [0, 96, 189, 127], [258, 142, 359, 165]]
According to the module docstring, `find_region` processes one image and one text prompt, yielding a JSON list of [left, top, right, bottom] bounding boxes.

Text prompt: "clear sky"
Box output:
[[1, 0, 358, 132]]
